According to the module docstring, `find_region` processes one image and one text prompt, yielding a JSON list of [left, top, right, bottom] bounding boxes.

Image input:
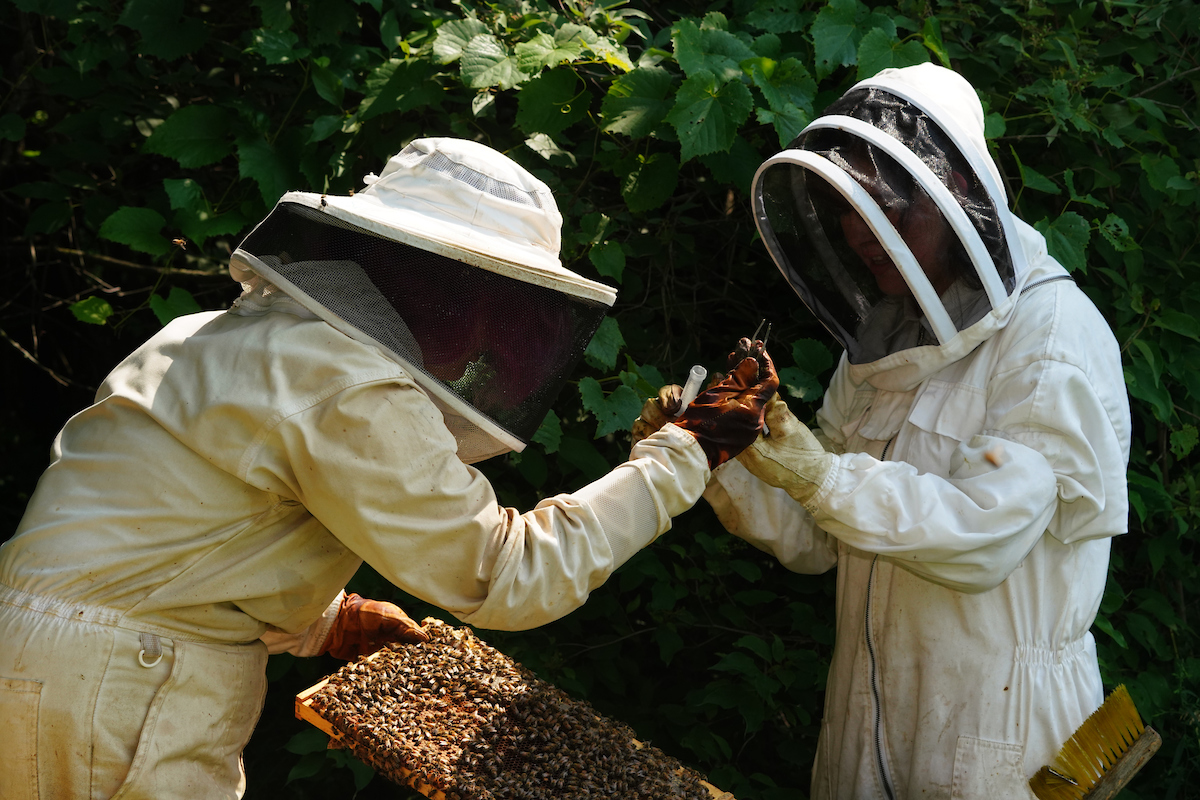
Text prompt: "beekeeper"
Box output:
[[641, 64, 1130, 798], [0, 138, 777, 799]]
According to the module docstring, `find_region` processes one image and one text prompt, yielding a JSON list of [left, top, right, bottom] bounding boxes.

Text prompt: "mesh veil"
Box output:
[[235, 202, 609, 448], [754, 87, 1016, 364]]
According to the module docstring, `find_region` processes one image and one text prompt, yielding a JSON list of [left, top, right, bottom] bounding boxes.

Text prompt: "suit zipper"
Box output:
[[868, 433, 897, 799], [865, 555, 896, 800]]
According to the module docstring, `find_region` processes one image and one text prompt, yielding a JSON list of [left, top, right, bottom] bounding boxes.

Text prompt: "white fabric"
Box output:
[[707, 65, 1131, 799], [0, 303, 709, 793], [0, 588, 266, 799]]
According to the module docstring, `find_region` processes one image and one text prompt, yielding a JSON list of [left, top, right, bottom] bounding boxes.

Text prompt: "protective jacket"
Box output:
[[0, 294, 708, 798], [705, 64, 1131, 799]]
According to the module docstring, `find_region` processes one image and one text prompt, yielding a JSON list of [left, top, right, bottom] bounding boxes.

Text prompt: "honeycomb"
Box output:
[[299, 618, 727, 800]]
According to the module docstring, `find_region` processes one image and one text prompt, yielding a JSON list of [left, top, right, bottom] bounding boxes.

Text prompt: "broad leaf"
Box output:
[[601, 66, 674, 139], [460, 35, 529, 90], [665, 70, 754, 162], [516, 69, 589, 137], [584, 316, 625, 370], [150, 287, 203, 325], [142, 106, 232, 169], [579, 378, 643, 438], [237, 135, 294, 207], [1034, 212, 1090, 273], [589, 240, 627, 282], [856, 29, 928, 80], [432, 18, 488, 63], [247, 28, 310, 65], [360, 59, 442, 121], [620, 152, 679, 213], [514, 31, 584, 73], [98, 206, 169, 256], [70, 296, 114, 325]]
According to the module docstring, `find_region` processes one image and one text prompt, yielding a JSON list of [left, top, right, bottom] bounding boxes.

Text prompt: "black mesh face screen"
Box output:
[[237, 202, 609, 443]]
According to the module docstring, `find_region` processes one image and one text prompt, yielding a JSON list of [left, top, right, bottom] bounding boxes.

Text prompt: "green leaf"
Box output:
[[247, 28, 310, 65], [237, 135, 294, 207], [1098, 214, 1139, 252], [920, 16, 950, 67], [756, 104, 810, 148], [0, 113, 26, 142], [1153, 310, 1200, 341], [284, 728, 330, 756], [1092, 614, 1127, 649], [601, 66, 674, 139], [69, 296, 114, 325], [311, 62, 344, 107], [514, 31, 584, 73], [163, 178, 203, 212], [745, 2, 812, 34], [432, 18, 489, 63], [460, 35, 530, 90], [25, 201, 73, 236], [666, 70, 754, 162], [516, 69, 588, 137], [656, 625, 685, 665], [99, 206, 169, 256], [1034, 212, 1089, 273], [118, 0, 208, 60], [810, 0, 864, 76], [578, 378, 643, 437], [792, 338, 835, 374], [1012, 150, 1061, 194], [748, 57, 816, 116], [1170, 424, 1198, 459], [142, 106, 232, 169], [1140, 154, 1180, 194], [856, 29, 928, 80], [673, 19, 757, 82], [532, 409, 562, 454], [360, 59, 441, 121], [149, 287, 202, 325], [589, 240, 627, 282], [524, 133, 576, 166], [619, 152, 679, 213], [778, 367, 823, 401], [584, 316, 625, 370]]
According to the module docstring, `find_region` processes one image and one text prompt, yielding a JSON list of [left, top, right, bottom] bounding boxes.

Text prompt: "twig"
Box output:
[[52, 247, 219, 277]]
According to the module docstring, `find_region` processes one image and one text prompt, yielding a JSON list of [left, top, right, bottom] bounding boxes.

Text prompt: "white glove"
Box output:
[[736, 397, 836, 507]]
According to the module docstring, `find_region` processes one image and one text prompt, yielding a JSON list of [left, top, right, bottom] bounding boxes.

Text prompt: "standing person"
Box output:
[[0, 137, 777, 799], [642, 64, 1131, 798]]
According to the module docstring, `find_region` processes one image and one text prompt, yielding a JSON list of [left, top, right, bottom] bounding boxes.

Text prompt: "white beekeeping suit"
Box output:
[[703, 64, 1131, 799], [0, 138, 775, 799]]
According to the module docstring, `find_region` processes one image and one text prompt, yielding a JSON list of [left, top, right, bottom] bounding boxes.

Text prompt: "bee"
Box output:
[[171, 238, 187, 250]]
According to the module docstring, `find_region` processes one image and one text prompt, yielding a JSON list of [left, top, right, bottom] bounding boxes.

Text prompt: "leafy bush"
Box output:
[[2, 0, 1197, 797]]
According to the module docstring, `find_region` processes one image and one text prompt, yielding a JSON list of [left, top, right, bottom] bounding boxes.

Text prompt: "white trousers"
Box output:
[[0, 587, 267, 799]]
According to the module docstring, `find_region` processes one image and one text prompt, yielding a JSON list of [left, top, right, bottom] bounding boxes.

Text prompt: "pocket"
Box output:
[[903, 380, 986, 471], [0, 677, 42, 800], [950, 735, 1034, 800]]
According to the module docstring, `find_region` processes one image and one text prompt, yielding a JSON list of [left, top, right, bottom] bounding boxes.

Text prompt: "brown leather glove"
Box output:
[[631, 384, 684, 447], [319, 593, 429, 660], [673, 349, 779, 470]]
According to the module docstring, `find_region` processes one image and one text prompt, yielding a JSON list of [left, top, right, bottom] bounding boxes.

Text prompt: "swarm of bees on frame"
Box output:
[[307, 618, 715, 800]]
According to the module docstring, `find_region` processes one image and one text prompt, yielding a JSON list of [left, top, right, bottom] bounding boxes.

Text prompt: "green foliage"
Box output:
[[3, 0, 1199, 797]]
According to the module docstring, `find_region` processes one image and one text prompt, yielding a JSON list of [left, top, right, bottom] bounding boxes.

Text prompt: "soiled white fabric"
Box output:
[[0, 301, 709, 796], [707, 64, 1131, 800]]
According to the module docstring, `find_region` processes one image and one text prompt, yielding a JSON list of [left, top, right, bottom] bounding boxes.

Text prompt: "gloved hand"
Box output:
[[672, 350, 779, 469], [736, 396, 836, 507], [319, 593, 429, 660], [631, 384, 684, 447]]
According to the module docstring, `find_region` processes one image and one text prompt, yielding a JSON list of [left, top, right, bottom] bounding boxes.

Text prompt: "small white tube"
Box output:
[[675, 365, 708, 418]]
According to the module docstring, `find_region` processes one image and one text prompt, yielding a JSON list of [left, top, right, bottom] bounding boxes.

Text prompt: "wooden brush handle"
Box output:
[[1084, 727, 1162, 800]]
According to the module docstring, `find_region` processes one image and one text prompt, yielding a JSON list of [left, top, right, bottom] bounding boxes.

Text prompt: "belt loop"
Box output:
[[138, 632, 163, 668]]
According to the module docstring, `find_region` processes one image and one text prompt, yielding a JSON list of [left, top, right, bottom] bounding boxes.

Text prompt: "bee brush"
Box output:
[[1029, 684, 1161, 800]]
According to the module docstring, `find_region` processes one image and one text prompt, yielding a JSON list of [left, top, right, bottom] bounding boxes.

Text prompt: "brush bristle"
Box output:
[[1029, 685, 1145, 800]]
